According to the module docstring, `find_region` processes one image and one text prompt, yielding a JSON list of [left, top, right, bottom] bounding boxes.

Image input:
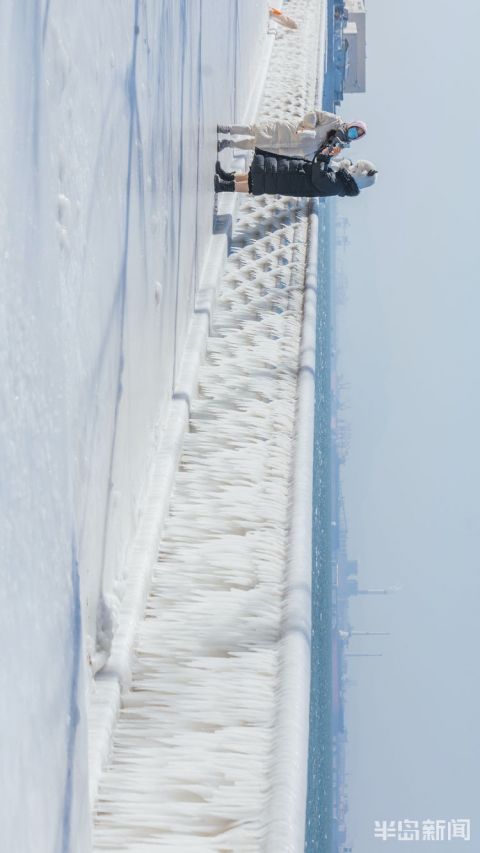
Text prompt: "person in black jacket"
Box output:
[[214, 152, 377, 198]]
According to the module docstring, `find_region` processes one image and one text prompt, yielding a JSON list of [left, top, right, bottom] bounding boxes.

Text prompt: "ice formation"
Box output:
[[93, 0, 325, 850]]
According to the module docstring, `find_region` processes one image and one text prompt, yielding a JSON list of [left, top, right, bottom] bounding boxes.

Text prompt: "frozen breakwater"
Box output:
[[0, 0, 325, 850], [93, 0, 326, 850]]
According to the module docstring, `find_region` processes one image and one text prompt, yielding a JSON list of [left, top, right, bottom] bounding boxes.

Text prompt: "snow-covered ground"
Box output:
[[0, 2, 269, 850]]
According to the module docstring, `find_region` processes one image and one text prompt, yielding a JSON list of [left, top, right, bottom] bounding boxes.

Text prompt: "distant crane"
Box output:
[[356, 585, 401, 595], [349, 630, 389, 636], [338, 630, 389, 640], [345, 653, 383, 657]]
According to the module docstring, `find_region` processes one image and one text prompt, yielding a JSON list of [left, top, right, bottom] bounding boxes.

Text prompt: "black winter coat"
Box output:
[[248, 152, 360, 199]]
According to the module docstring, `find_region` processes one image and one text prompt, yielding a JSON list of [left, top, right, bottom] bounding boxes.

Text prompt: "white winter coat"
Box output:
[[253, 110, 344, 160]]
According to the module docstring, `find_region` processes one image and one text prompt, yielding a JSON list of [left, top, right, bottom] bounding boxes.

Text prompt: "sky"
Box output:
[[336, 1, 480, 850]]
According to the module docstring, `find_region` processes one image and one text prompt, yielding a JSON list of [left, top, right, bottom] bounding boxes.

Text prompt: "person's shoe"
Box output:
[[215, 160, 235, 181], [217, 138, 232, 152], [214, 175, 235, 193], [217, 124, 231, 134]]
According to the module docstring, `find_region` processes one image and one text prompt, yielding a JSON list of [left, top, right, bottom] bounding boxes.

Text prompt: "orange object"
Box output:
[[268, 7, 298, 29]]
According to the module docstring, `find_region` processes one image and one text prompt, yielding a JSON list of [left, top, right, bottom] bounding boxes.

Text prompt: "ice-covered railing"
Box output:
[[265, 4, 327, 848], [94, 194, 307, 851], [93, 0, 326, 850]]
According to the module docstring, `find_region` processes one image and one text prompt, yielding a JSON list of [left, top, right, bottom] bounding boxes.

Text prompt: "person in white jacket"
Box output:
[[217, 110, 367, 160]]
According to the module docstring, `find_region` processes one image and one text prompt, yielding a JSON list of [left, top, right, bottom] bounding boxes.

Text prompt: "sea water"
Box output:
[[305, 203, 333, 853]]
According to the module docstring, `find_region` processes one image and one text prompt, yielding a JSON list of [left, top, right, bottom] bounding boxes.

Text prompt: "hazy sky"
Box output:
[[337, 2, 480, 849]]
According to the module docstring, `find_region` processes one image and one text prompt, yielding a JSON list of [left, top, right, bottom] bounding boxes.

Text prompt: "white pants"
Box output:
[[228, 125, 256, 150], [230, 124, 255, 135], [231, 137, 255, 149]]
